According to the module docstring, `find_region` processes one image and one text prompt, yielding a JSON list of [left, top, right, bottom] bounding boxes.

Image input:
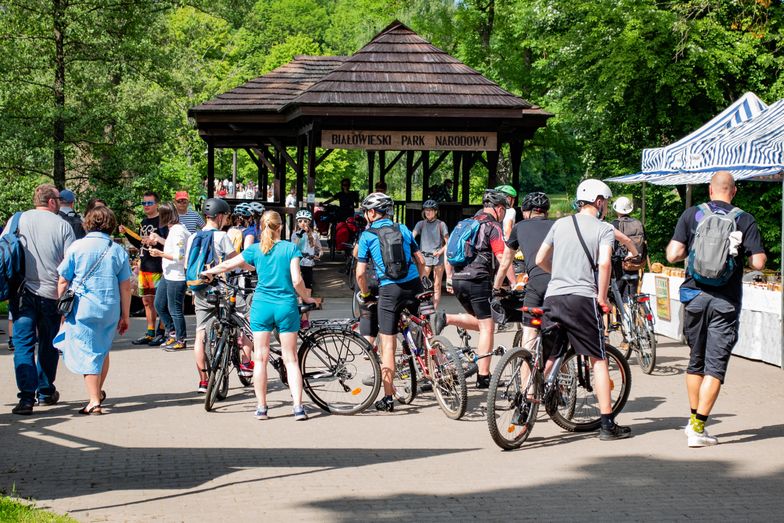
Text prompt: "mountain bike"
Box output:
[[608, 273, 657, 374], [487, 306, 632, 450]]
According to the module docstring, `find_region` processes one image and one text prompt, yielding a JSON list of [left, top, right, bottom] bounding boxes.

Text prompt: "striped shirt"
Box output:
[[178, 209, 204, 234]]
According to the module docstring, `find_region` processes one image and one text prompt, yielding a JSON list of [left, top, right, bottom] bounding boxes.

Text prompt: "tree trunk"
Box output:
[[479, 0, 495, 49], [53, 0, 66, 189]]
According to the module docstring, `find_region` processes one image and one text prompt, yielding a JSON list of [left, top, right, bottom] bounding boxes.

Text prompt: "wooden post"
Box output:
[[422, 151, 431, 200], [487, 149, 500, 188], [207, 144, 215, 198], [379, 151, 386, 184], [405, 151, 414, 202], [296, 136, 305, 206], [452, 151, 461, 201], [367, 151, 375, 194], [307, 131, 317, 210], [274, 150, 284, 203], [461, 152, 474, 206], [510, 140, 523, 191]]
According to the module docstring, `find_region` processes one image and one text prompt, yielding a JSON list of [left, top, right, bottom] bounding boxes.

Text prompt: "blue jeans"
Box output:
[[10, 290, 61, 403], [155, 277, 187, 341]]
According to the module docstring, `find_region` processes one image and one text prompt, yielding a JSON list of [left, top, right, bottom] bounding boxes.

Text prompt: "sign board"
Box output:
[[307, 193, 316, 204], [654, 276, 671, 322], [321, 130, 497, 151]]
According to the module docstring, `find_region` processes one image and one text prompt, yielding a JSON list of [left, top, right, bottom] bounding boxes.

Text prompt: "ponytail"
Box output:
[[260, 210, 282, 254]]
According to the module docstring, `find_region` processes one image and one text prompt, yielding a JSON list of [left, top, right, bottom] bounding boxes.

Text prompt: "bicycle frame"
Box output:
[[399, 311, 438, 381]]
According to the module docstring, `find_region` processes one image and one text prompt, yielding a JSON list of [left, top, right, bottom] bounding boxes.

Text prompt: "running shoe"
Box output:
[[293, 405, 308, 421], [374, 396, 395, 412], [476, 374, 491, 389], [148, 334, 167, 346], [11, 400, 34, 415], [132, 334, 154, 345], [686, 426, 718, 447], [254, 406, 269, 420], [160, 337, 176, 349], [164, 340, 187, 352], [599, 423, 632, 441], [239, 361, 255, 376], [197, 380, 208, 393]]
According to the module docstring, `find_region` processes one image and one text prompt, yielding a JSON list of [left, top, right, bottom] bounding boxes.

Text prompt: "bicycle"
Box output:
[[608, 272, 657, 374], [487, 306, 632, 450], [386, 290, 468, 420], [203, 279, 381, 414]]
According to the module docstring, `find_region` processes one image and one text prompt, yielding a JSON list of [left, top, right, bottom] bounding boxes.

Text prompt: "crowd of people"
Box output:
[[1, 171, 767, 447]]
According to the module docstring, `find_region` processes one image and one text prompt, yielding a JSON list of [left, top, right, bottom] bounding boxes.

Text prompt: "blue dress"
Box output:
[[54, 232, 131, 375]]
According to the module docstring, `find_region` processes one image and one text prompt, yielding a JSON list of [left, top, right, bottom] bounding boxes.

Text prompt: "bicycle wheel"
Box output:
[[393, 343, 416, 404], [205, 330, 229, 411], [486, 346, 540, 450], [427, 336, 467, 420], [351, 291, 361, 320], [549, 344, 631, 432], [513, 328, 524, 348], [636, 302, 657, 374], [299, 329, 381, 415]]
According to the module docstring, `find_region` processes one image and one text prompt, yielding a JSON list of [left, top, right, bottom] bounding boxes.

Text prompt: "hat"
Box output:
[[174, 191, 189, 200], [613, 196, 634, 215], [59, 189, 75, 203]]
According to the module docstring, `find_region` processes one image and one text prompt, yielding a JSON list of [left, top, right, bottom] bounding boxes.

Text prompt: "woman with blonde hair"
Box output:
[[201, 211, 318, 420]]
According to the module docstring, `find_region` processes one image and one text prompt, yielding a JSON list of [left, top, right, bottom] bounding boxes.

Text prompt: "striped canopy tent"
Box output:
[[608, 92, 769, 184]]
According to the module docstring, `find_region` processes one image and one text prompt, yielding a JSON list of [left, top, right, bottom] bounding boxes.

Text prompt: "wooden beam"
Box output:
[[307, 130, 317, 208], [253, 147, 276, 172], [367, 151, 375, 194], [429, 150, 450, 174], [422, 151, 431, 199], [315, 148, 334, 167], [270, 137, 300, 173], [244, 147, 261, 169], [487, 149, 500, 188], [207, 144, 215, 198], [461, 152, 477, 206], [275, 150, 284, 204], [510, 140, 523, 191], [381, 151, 405, 176], [405, 151, 414, 202], [474, 153, 489, 169], [452, 151, 462, 201], [378, 151, 386, 183], [295, 135, 305, 206]]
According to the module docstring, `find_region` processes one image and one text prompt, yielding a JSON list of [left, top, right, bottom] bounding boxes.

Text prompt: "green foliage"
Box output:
[[0, 496, 76, 522]]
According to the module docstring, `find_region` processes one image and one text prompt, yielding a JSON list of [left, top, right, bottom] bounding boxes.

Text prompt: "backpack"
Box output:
[[687, 203, 744, 286], [0, 212, 25, 301], [59, 210, 86, 239], [185, 230, 216, 291], [614, 216, 646, 271], [365, 224, 409, 280], [446, 218, 482, 267]]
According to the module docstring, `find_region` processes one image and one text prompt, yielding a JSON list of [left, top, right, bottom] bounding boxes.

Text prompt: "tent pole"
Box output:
[[641, 182, 646, 227], [781, 178, 783, 369]]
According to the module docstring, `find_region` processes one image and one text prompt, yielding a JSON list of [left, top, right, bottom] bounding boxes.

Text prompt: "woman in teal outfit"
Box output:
[[202, 211, 319, 421], [55, 206, 132, 415]]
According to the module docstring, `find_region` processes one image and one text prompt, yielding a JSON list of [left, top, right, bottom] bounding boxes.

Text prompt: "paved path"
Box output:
[[1, 297, 783, 522]]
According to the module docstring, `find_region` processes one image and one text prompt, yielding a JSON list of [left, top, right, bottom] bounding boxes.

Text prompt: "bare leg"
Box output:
[[83, 374, 102, 407], [476, 318, 495, 376], [446, 312, 480, 331], [686, 373, 703, 412], [194, 329, 208, 382], [432, 265, 444, 309], [279, 332, 303, 406], [253, 332, 271, 406], [379, 333, 397, 395], [239, 333, 253, 363], [697, 375, 722, 416], [142, 295, 157, 333], [591, 357, 613, 414], [99, 354, 110, 390]]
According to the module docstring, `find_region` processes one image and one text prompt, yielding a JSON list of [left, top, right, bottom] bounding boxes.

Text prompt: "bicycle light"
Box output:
[[531, 318, 542, 327]]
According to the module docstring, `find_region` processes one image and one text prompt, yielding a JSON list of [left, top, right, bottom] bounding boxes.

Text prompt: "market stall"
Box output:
[[641, 268, 782, 366]]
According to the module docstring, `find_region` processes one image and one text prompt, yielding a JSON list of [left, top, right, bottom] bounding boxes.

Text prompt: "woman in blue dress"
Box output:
[[202, 210, 319, 421], [55, 206, 132, 415]]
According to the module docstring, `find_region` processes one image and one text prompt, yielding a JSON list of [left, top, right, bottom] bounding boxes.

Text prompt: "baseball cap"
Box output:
[[174, 191, 189, 200], [59, 189, 75, 203]]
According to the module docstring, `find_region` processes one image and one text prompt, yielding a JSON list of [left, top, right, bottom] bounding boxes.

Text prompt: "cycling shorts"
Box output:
[[378, 279, 422, 335], [542, 294, 606, 360], [452, 278, 492, 320], [522, 275, 549, 327], [301, 266, 314, 290], [359, 286, 379, 338]]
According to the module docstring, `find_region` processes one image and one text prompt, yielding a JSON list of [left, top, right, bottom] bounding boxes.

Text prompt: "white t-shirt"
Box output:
[[184, 225, 236, 275], [162, 223, 190, 281], [503, 208, 517, 240], [285, 194, 297, 207]]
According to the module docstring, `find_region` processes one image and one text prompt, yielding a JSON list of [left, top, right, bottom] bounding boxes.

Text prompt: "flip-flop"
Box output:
[[78, 404, 102, 415]]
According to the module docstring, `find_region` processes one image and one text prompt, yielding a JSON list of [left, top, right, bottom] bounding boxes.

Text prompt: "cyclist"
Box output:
[[412, 200, 448, 309], [535, 178, 631, 441], [201, 211, 320, 421], [494, 185, 518, 240], [242, 202, 266, 249], [184, 198, 237, 394], [493, 192, 554, 350], [435, 189, 508, 389], [227, 203, 251, 252], [611, 196, 646, 301], [355, 193, 426, 412], [290, 209, 321, 329], [225, 202, 255, 376], [323, 178, 360, 222]]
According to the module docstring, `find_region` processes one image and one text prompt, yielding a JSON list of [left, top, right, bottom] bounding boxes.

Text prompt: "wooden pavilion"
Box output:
[[188, 21, 551, 228]]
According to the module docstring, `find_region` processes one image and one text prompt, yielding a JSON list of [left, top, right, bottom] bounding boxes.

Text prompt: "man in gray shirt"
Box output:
[[536, 179, 631, 440], [3, 184, 75, 415]]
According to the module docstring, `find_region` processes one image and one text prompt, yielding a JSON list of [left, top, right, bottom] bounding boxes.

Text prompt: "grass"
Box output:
[[0, 496, 77, 522]]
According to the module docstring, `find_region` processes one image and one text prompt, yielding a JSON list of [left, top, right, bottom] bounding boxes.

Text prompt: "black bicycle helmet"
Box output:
[[202, 197, 230, 217], [521, 191, 551, 212], [482, 189, 510, 208], [361, 192, 394, 214], [423, 199, 439, 210]]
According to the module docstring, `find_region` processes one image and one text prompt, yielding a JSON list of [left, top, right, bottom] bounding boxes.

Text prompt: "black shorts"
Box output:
[[377, 279, 422, 335], [359, 285, 379, 338], [542, 294, 606, 360], [301, 266, 314, 290], [522, 275, 549, 327], [452, 278, 492, 320], [683, 292, 739, 383]]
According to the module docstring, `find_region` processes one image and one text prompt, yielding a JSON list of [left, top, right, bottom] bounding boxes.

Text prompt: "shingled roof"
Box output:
[[290, 21, 534, 111], [190, 55, 348, 114]]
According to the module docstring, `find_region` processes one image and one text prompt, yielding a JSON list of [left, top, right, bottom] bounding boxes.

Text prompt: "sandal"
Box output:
[[100, 390, 106, 402], [78, 404, 102, 415]]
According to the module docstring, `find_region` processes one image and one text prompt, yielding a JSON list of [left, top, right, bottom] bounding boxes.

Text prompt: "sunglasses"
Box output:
[[175, 199, 189, 204], [141, 201, 156, 207]]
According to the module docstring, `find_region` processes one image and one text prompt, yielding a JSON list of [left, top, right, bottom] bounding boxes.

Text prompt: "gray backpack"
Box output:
[[687, 203, 743, 286]]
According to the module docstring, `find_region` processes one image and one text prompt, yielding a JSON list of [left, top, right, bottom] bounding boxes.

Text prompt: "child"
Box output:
[[413, 200, 449, 308], [290, 209, 321, 328]]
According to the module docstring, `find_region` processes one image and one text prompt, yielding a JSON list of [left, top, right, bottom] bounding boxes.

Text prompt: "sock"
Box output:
[[146, 328, 155, 337], [690, 409, 697, 426], [384, 395, 393, 402], [601, 413, 614, 430], [691, 413, 708, 433]]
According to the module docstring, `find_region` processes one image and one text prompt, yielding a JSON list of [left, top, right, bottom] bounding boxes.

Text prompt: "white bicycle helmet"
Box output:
[[296, 209, 313, 221], [361, 192, 394, 214], [575, 179, 612, 204], [248, 202, 265, 215], [613, 196, 634, 215]]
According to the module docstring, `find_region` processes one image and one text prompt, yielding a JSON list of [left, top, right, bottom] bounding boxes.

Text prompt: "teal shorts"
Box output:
[[249, 299, 300, 333]]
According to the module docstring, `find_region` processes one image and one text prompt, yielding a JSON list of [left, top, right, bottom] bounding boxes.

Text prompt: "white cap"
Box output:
[[613, 196, 634, 215], [575, 179, 612, 204]]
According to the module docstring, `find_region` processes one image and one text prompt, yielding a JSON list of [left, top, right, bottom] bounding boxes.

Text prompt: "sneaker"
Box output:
[[686, 426, 718, 447], [293, 405, 308, 421], [197, 380, 208, 394], [36, 390, 60, 406], [254, 405, 269, 420], [132, 334, 154, 345], [433, 310, 446, 336], [599, 423, 633, 441], [476, 374, 491, 389], [160, 337, 176, 349], [11, 400, 34, 415], [148, 334, 167, 346], [8, 339, 14, 352], [164, 340, 187, 352], [374, 396, 395, 412], [239, 361, 255, 377]]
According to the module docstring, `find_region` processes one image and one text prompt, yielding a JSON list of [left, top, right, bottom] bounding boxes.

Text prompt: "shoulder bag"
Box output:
[[57, 239, 113, 316]]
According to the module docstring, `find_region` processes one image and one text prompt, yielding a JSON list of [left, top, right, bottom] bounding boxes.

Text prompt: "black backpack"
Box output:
[[365, 224, 409, 280], [59, 210, 86, 239]]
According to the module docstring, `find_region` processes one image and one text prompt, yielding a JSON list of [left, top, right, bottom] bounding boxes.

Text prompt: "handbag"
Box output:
[[57, 239, 113, 316]]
